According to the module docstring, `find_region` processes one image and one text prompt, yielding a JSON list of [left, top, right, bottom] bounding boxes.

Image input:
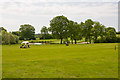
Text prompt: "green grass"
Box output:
[[29, 38, 86, 44], [29, 39, 60, 43], [2, 43, 118, 78]]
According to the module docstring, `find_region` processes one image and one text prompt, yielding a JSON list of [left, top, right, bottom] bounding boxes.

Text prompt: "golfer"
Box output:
[[28, 43, 30, 48]]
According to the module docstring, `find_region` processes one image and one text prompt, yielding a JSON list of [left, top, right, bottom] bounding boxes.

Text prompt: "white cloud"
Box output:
[[0, 2, 117, 16], [0, 0, 119, 2], [0, 1, 118, 33]]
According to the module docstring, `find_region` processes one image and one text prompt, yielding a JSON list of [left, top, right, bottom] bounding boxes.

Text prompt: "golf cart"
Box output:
[[20, 41, 29, 48]]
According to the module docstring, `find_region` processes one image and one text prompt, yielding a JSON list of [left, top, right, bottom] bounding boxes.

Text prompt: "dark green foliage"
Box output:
[[83, 19, 94, 43], [0, 27, 7, 32], [105, 27, 117, 43], [95, 27, 117, 43], [19, 24, 35, 40], [19, 37, 24, 40], [12, 31, 20, 36], [116, 37, 120, 43], [40, 34, 53, 39], [41, 26, 48, 35], [40, 26, 53, 39], [49, 16, 117, 43], [50, 15, 69, 44], [68, 20, 82, 44], [92, 22, 102, 42]]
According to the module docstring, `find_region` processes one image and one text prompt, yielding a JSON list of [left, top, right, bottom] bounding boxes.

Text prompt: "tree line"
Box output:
[[0, 27, 19, 44], [0, 15, 119, 44], [43, 15, 118, 44]]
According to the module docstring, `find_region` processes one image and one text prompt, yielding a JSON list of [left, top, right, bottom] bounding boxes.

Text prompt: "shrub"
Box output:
[[95, 37, 117, 43], [116, 37, 120, 43], [1, 31, 19, 45]]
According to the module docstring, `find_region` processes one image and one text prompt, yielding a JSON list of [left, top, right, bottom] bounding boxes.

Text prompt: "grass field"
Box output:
[[29, 38, 86, 44], [2, 43, 118, 78]]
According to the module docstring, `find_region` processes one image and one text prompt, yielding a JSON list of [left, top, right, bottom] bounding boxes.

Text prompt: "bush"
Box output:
[[1, 31, 19, 45], [95, 37, 117, 43], [19, 37, 24, 40], [40, 34, 53, 39], [14, 35, 19, 44], [105, 37, 117, 43], [9, 33, 16, 44], [116, 37, 120, 43], [31, 37, 36, 40]]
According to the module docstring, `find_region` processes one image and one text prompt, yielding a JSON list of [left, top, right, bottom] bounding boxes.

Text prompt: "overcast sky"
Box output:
[[0, 0, 119, 34]]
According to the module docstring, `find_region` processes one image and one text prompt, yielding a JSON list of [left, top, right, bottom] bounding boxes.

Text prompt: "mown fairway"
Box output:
[[2, 43, 118, 78]]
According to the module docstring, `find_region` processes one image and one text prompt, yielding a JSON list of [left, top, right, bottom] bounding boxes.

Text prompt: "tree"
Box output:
[[99, 25, 106, 42], [2, 30, 9, 44], [84, 19, 94, 43], [80, 21, 85, 41], [105, 27, 116, 42], [19, 24, 35, 40], [92, 22, 105, 42], [50, 15, 69, 44], [67, 20, 74, 44], [41, 26, 48, 39], [92, 22, 101, 42], [9, 33, 16, 44], [0, 27, 7, 32], [41, 26, 48, 34], [68, 20, 82, 44], [1, 30, 19, 44], [12, 31, 20, 36]]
